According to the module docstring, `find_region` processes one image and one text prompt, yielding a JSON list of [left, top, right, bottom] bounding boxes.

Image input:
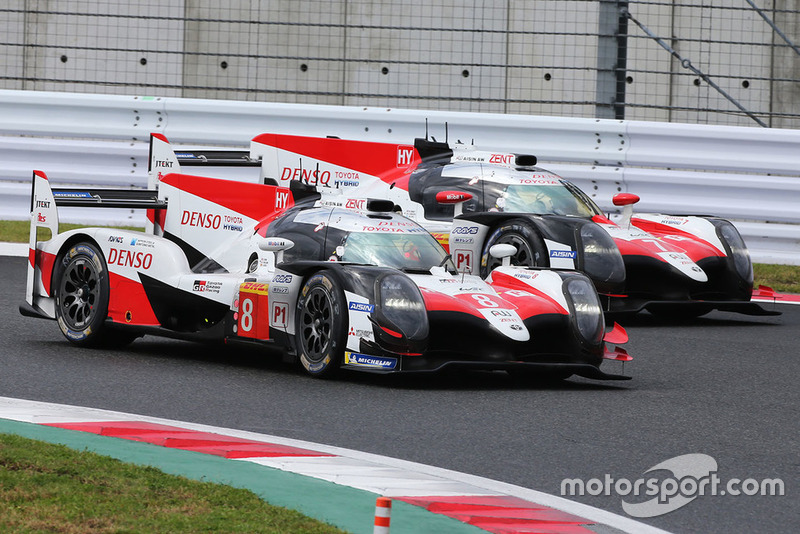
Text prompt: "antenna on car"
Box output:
[[299, 157, 304, 184], [425, 118, 429, 140], [445, 122, 449, 144], [314, 162, 320, 185]]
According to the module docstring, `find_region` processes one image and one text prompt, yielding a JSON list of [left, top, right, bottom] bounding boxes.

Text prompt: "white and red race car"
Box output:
[[151, 133, 778, 318], [20, 164, 631, 380]]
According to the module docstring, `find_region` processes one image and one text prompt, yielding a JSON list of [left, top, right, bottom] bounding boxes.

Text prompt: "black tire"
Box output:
[[480, 219, 547, 277], [246, 253, 259, 274], [295, 271, 347, 377], [53, 241, 127, 347]]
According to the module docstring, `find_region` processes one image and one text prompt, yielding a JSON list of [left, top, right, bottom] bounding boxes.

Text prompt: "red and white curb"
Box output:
[[751, 287, 800, 305], [0, 396, 671, 534]]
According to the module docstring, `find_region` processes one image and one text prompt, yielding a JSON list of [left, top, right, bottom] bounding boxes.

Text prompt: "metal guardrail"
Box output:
[[0, 90, 798, 264]]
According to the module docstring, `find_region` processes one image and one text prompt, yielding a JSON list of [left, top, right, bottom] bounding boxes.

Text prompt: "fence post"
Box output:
[[596, 0, 629, 119]]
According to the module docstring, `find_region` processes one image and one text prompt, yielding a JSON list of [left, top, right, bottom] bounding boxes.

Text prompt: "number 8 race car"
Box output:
[[20, 166, 632, 381], [151, 133, 778, 318]]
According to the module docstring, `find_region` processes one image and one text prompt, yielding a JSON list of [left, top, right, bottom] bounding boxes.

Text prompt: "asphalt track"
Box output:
[[1, 255, 797, 533]]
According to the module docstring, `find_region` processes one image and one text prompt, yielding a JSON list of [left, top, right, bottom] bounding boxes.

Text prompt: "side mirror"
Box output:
[[436, 190, 473, 217], [612, 193, 640, 206], [489, 243, 517, 267], [255, 235, 294, 265], [612, 193, 640, 228], [256, 236, 294, 252]]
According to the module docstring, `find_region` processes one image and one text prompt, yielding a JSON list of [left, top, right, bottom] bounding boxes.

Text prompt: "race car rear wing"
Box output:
[[29, 169, 165, 233], [148, 132, 540, 195], [50, 188, 166, 209], [149, 132, 260, 180], [25, 170, 166, 305], [171, 149, 258, 167]]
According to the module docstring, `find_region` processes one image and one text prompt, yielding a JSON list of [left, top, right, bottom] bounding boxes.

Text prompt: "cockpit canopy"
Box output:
[[409, 163, 603, 221]]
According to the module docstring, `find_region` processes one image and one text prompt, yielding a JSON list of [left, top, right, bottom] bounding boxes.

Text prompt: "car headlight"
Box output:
[[578, 222, 625, 286], [564, 276, 604, 345], [376, 274, 429, 340], [714, 220, 753, 283]]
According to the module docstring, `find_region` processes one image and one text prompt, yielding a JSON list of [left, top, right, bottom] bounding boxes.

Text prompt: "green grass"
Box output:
[[0, 220, 144, 243], [0, 433, 347, 534], [2, 220, 797, 292], [753, 263, 800, 294]]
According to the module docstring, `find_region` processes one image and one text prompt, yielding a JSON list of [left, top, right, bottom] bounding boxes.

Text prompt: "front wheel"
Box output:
[[54, 241, 122, 347], [480, 219, 547, 277], [295, 271, 347, 377]]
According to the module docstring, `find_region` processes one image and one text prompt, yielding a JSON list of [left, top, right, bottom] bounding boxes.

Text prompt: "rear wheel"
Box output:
[[295, 271, 347, 377], [480, 219, 547, 277], [54, 242, 135, 347]]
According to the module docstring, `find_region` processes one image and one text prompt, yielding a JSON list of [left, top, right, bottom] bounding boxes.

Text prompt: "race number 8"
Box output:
[[472, 294, 498, 308], [240, 297, 254, 332]]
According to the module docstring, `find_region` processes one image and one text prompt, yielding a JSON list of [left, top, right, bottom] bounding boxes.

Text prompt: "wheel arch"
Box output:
[[457, 211, 583, 246], [51, 232, 106, 292], [280, 260, 397, 297]]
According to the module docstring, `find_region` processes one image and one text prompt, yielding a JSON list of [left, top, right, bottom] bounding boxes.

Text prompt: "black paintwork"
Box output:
[[139, 272, 230, 332]]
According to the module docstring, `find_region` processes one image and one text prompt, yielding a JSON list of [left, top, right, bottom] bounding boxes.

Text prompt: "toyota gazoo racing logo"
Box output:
[[193, 280, 222, 293]]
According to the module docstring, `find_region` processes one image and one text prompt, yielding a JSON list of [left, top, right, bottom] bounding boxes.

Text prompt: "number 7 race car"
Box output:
[[20, 167, 632, 381], [151, 133, 778, 318]]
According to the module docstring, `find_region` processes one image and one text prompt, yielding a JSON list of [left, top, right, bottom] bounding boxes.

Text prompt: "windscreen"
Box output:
[[341, 231, 455, 273], [488, 182, 601, 217]]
